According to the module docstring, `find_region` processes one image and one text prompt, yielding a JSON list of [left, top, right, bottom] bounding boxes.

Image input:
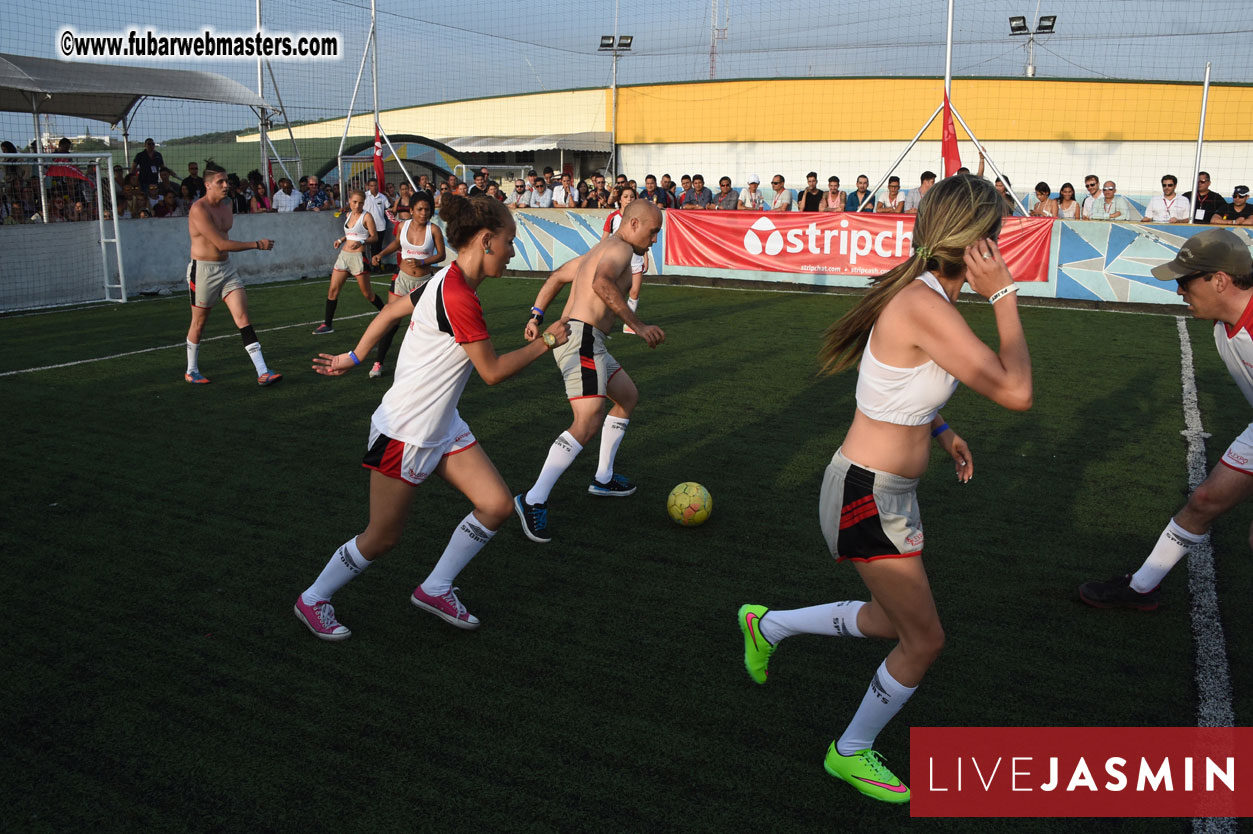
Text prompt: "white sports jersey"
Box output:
[[1213, 297, 1253, 409], [343, 210, 369, 242], [371, 262, 489, 446]]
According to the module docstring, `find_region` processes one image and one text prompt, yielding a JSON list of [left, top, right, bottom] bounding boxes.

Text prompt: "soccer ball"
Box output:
[[667, 482, 712, 527]]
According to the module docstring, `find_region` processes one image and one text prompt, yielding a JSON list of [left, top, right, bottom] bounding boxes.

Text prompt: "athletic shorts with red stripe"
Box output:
[[818, 448, 924, 562], [362, 417, 477, 485], [1220, 422, 1253, 474], [551, 319, 621, 400]]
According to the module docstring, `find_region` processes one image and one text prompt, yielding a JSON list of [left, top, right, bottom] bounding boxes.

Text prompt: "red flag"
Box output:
[[373, 124, 386, 191], [266, 157, 276, 194], [941, 92, 962, 178]]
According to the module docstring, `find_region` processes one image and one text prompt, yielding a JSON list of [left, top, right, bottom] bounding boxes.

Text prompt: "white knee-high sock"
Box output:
[[1131, 519, 1206, 592], [594, 416, 630, 483], [302, 536, 371, 604], [245, 342, 269, 375], [186, 340, 200, 374], [525, 432, 583, 505], [836, 660, 917, 756], [759, 600, 865, 644], [421, 512, 496, 597]]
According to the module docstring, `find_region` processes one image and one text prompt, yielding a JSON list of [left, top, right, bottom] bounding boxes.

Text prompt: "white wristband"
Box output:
[[988, 284, 1019, 305]]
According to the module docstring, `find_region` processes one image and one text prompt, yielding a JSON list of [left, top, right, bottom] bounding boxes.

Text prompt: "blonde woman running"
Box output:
[[313, 189, 383, 335], [737, 174, 1033, 804]]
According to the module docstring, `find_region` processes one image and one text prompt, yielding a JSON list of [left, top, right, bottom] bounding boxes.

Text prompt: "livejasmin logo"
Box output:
[[928, 754, 1235, 794], [742, 216, 914, 263]]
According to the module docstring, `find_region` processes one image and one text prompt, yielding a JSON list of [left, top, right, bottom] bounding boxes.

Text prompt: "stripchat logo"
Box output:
[[743, 217, 784, 256]]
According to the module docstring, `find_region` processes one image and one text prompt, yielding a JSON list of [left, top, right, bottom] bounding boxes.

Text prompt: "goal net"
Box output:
[[0, 152, 124, 312]]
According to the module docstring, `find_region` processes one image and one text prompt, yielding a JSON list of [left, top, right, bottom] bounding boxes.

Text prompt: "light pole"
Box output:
[[598, 34, 632, 177], [1009, 11, 1056, 78]]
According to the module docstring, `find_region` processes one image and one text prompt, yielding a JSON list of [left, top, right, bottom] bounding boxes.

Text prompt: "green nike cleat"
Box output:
[[737, 604, 776, 684], [823, 743, 911, 803]]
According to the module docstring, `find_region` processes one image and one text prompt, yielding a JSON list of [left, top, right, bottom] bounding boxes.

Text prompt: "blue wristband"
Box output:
[[348, 350, 361, 366], [931, 422, 949, 438], [531, 305, 544, 316]]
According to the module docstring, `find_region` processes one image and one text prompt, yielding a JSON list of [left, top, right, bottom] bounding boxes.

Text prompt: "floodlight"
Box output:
[[1008, 16, 1029, 35], [1036, 15, 1056, 33], [617, 35, 633, 50], [599, 35, 615, 50]]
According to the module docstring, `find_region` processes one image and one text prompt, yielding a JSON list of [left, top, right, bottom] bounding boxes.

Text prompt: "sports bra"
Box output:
[[399, 219, 437, 262], [343, 211, 368, 242], [855, 272, 959, 426]]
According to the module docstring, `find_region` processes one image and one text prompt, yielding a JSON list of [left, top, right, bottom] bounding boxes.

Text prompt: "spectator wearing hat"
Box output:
[[738, 175, 765, 210], [1142, 175, 1191, 224], [1183, 172, 1228, 224], [1214, 186, 1253, 226]]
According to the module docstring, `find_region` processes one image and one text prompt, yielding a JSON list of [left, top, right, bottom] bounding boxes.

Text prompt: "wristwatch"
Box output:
[[542, 332, 556, 348]]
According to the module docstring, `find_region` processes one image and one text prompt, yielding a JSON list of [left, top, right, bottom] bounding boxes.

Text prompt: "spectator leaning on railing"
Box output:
[[1213, 185, 1253, 226], [1142, 175, 1190, 224], [1088, 181, 1133, 221], [1184, 172, 1227, 224]]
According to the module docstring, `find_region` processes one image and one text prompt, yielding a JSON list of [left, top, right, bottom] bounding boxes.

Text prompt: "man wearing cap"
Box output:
[[1213, 186, 1253, 226], [738, 175, 765, 210], [1141, 175, 1190, 224], [1080, 228, 1253, 610]]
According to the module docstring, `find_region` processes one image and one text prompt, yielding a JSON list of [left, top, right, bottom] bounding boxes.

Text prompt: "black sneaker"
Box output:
[[514, 494, 551, 543], [1078, 574, 1160, 611], [588, 473, 636, 497]]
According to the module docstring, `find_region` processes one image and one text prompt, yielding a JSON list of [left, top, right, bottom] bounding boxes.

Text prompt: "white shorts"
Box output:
[[362, 417, 477, 485], [1221, 423, 1253, 474]]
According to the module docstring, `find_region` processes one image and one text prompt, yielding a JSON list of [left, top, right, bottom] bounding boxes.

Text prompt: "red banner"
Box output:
[[373, 123, 386, 191], [910, 727, 1253, 818], [942, 92, 961, 177], [664, 211, 1054, 282]]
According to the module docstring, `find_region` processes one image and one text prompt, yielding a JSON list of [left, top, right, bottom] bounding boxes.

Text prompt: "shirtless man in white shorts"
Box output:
[[184, 162, 281, 386], [514, 199, 665, 543]]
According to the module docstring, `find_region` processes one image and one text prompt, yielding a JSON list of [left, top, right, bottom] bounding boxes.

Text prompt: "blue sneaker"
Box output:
[[588, 473, 636, 497], [514, 494, 551, 543], [184, 371, 210, 384]]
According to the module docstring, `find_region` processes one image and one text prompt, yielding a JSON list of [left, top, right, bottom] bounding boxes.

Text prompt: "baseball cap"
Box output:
[[1150, 228, 1253, 281], [747, 174, 760, 184], [1234, 185, 1249, 198]]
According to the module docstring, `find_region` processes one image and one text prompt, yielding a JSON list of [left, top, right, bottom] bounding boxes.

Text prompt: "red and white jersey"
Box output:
[[1214, 296, 1253, 409], [371, 262, 489, 446], [603, 211, 646, 273]]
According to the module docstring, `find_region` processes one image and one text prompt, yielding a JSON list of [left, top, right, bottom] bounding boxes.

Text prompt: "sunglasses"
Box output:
[[1176, 271, 1211, 289], [771, 180, 783, 185], [1102, 187, 1115, 191]]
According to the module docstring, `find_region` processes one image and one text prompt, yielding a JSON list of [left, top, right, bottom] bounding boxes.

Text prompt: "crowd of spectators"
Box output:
[[4, 138, 1252, 229]]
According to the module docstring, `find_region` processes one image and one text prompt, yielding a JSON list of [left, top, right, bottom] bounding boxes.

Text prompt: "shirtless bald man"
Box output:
[[514, 199, 665, 542]]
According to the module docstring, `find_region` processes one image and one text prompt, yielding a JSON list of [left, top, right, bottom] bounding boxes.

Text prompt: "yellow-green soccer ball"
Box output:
[[667, 482, 713, 527]]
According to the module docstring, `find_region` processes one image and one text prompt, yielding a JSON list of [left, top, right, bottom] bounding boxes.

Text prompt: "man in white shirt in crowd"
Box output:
[[550, 172, 577, 208], [527, 177, 554, 208], [767, 174, 793, 211], [504, 179, 529, 209], [738, 174, 765, 210], [272, 178, 302, 213], [363, 177, 391, 264], [1080, 174, 1101, 220], [1141, 175, 1190, 224]]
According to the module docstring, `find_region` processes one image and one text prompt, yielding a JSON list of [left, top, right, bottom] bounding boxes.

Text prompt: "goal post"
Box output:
[[0, 152, 125, 312]]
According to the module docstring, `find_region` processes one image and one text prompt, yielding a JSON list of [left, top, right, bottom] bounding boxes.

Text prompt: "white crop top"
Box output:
[[855, 272, 959, 426], [343, 210, 369, 242], [399, 219, 437, 261]]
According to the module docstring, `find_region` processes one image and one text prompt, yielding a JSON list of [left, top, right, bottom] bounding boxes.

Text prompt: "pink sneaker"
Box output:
[[294, 596, 352, 641], [411, 585, 480, 630]]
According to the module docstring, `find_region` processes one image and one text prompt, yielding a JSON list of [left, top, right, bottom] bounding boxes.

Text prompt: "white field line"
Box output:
[[1177, 317, 1237, 834], [0, 311, 376, 378]]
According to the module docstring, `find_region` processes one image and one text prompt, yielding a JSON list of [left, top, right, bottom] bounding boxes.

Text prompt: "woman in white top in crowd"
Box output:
[[297, 194, 571, 640], [1055, 182, 1080, 219], [820, 175, 846, 212], [737, 174, 1032, 805], [369, 195, 446, 378], [312, 189, 383, 335], [1030, 181, 1059, 217]]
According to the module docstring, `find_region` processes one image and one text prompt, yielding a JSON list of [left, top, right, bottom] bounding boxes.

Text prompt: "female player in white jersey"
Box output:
[[295, 195, 571, 639], [369, 195, 446, 377], [312, 189, 384, 335], [600, 187, 648, 333], [737, 174, 1033, 803]]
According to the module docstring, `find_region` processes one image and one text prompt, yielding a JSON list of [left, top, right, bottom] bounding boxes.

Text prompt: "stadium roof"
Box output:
[[0, 52, 270, 126], [436, 132, 612, 154]]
